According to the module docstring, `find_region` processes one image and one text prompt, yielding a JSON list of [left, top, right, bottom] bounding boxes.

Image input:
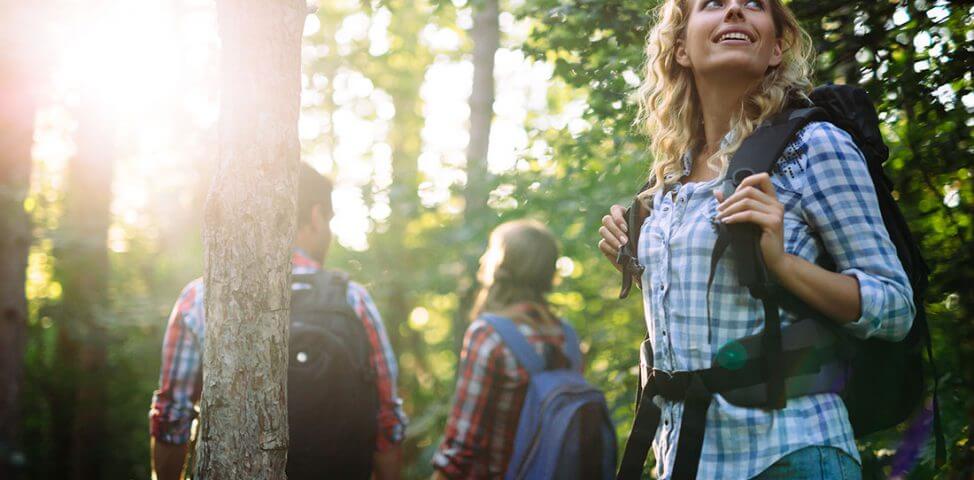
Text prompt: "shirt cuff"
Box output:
[[149, 409, 193, 445], [839, 268, 884, 339]]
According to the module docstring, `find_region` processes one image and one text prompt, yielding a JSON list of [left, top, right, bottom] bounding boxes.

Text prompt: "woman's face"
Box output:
[[676, 0, 783, 82]]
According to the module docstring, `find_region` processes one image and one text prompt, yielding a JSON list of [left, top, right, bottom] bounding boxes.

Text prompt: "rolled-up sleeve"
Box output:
[[799, 122, 915, 340]]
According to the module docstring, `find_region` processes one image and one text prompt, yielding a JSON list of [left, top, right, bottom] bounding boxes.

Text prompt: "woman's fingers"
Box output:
[[599, 225, 622, 250], [716, 197, 776, 220], [610, 204, 628, 232], [598, 238, 619, 259], [737, 172, 776, 196], [721, 210, 782, 231], [717, 185, 776, 212], [602, 206, 628, 245]]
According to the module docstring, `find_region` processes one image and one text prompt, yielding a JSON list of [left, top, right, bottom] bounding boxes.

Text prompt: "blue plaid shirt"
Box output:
[[638, 122, 915, 479]]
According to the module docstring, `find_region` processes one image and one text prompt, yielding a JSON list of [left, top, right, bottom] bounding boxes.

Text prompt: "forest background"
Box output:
[[0, 0, 971, 478]]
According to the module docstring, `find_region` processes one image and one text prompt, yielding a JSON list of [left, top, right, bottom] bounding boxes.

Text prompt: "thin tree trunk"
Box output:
[[194, 0, 304, 478], [49, 84, 116, 479], [0, 41, 38, 480], [463, 0, 498, 216], [455, 0, 499, 349]]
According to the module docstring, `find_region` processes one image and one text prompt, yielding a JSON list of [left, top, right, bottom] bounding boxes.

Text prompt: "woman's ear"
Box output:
[[675, 39, 692, 68], [768, 38, 783, 68], [310, 204, 326, 232]]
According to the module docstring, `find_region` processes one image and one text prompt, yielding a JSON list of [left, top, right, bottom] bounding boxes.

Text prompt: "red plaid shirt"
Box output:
[[432, 303, 581, 479], [149, 250, 406, 451]]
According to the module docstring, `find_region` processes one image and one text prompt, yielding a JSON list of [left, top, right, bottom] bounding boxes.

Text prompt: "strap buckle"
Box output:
[[648, 369, 691, 401]]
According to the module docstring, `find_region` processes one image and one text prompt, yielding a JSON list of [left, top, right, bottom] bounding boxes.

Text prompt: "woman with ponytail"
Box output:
[[432, 220, 578, 479]]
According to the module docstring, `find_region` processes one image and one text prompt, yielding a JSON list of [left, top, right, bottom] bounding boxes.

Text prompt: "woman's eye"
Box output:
[[703, 0, 764, 9]]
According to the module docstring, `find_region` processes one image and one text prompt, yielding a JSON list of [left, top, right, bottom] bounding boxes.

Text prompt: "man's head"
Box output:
[[295, 162, 334, 262]]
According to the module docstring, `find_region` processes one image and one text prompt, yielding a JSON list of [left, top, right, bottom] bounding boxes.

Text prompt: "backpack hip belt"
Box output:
[[618, 318, 848, 480]]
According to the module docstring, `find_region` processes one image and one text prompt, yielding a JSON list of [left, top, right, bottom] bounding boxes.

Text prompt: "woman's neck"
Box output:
[[694, 75, 756, 152]]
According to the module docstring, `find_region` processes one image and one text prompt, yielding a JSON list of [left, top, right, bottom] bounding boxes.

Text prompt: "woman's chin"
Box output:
[[698, 58, 768, 83]]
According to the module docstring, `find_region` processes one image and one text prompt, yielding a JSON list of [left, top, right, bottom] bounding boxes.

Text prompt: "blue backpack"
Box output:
[[483, 315, 617, 480]]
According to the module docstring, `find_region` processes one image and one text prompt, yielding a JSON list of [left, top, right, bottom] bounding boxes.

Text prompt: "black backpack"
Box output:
[[286, 270, 379, 480], [615, 84, 943, 479]]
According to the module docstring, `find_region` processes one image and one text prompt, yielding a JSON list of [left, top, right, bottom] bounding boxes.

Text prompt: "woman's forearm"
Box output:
[[772, 253, 861, 325]]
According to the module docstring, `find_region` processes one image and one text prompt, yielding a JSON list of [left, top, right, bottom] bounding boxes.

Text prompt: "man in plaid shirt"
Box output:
[[149, 164, 406, 480]]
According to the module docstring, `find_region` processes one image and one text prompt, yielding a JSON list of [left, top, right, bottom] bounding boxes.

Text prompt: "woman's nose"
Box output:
[[724, 2, 745, 21]]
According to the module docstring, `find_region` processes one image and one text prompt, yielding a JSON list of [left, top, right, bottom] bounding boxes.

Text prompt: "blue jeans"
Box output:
[[751, 446, 862, 480]]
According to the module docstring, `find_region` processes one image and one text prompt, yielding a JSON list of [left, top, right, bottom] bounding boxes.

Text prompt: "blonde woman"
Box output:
[[432, 220, 586, 479], [598, 0, 914, 478]]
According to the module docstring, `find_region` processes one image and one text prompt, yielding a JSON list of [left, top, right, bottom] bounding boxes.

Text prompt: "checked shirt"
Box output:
[[639, 122, 915, 479], [148, 249, 407, 452]]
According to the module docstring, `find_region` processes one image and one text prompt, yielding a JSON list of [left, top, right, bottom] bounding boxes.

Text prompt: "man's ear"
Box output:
[[675, 39, 693, 68], [768, 38, 783, 68]]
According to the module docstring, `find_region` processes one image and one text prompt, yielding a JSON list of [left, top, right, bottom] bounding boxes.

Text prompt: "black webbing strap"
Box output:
[[618, 181, 653, 299], [761, 296, 786, 409], [920, 308, 946, 467], [618, 197, 646, 299], [616, 390, 662, 480], [671, 376, 712, 480]]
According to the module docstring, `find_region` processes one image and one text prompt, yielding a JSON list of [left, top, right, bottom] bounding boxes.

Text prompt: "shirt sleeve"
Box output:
[[798, 122, 916, 340], [432, 321, 504, 478], [346, 282, 407, 452], [149, 281, 204, 445]]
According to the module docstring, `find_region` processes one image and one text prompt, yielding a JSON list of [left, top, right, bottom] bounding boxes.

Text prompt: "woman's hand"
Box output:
[[598, 204, 629, 273], [715, 173, 789, 276]]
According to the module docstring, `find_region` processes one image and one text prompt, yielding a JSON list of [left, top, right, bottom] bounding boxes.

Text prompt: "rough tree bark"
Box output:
[[0, 25, 38, 480], [193, 0, 304, 478], [454, 0, 499, 349]]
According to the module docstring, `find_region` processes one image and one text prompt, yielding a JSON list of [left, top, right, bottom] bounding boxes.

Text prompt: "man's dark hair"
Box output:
[[298, 162, 333, 227]]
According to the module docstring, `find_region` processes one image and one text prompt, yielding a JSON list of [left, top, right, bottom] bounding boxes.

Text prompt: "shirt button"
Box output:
[[662, 330, 667, 336]]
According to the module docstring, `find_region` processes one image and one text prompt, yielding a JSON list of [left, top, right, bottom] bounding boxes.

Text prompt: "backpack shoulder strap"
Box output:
[[560, 319, 583, 371], [725, 107, 827, 185], [482, 314, 545, 375], [618, 180, 654, 299]]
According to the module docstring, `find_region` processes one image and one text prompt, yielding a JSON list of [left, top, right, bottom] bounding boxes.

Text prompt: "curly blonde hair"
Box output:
[[636, 0, 815, 194]]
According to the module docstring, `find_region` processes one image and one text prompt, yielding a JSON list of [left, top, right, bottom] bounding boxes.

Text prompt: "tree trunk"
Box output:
[[463, 0, 498, 217], [48, 84, 116, 480], [0, 39, 38, 480], [193, 0, 304, 478], [455, 0, 499, 349]]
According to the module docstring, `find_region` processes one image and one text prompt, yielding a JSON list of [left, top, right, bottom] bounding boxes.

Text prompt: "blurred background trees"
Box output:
[[2, 0, 970, 478]]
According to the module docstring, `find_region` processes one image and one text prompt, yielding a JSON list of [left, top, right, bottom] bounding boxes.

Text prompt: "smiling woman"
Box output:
[[599, 0, 916, 479]]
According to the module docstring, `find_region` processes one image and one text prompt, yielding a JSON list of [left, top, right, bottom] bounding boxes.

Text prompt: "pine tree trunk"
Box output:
[[193, 0, 304, 478], [0, 44, 37, 480], [50, 88, 115, 480], [463, 0, 498, 216], [455, 0, 499, 348]]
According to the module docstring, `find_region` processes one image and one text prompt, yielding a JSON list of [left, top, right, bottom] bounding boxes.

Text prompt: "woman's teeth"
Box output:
[[719, 32, 751, 42]]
